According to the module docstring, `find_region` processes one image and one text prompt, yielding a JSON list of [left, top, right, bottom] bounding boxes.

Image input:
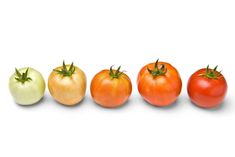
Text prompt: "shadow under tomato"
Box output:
[[190, 98, 230, 112], [15, 95, 47, 108], [139, 96, 181, 110], [91, 98, 131, 110], [52, 96, 87, 109]]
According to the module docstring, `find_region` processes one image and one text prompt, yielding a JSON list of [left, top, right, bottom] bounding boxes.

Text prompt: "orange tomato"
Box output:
[[48, 61, 86, 106], [137, 60, 182, 107], [90, 66, 132, 108]]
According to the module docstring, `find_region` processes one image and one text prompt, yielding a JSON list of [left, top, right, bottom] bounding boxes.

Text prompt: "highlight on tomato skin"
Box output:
[[90, 65, 132, 108], [187, 65, 227, 109], [9, 67, 46, 105], [137, 59, 182, 107], [48, 61, 87, 106]]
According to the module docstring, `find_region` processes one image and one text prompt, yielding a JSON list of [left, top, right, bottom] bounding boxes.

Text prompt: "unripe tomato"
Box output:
[[9, 67, 45, 105], [137, 59, 182, 107], [48, 61, 86, 106], [90, 66, 132, 108], [187, 65, 227, 108]]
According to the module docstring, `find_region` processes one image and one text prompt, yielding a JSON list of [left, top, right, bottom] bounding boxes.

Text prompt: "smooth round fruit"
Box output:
[[187, 66, 227, 108], [137, 60, 182, 107], [90, 66, 132, 108], [48, 61, 86, 106], [9, 67, 46, 105]]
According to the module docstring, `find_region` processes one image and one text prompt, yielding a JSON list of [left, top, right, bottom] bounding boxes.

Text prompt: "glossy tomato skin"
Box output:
[[9, 68, 46, 105], [137, 62, 182, 107], [48, 65, 86, 106], [90, 70, 132, 108], [187, 69, 227, 108]]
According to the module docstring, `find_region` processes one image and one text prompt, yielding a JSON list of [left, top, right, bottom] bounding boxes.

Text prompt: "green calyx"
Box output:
[[147, 59, 167, 78], [109, 65, 124, 79], [201, 65, 221, 79], [54, 61, 75, 77], [15, 68, 32, 84]]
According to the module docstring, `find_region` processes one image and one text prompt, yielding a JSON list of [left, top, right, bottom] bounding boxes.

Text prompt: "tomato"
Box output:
[[187, 65, 227, 108], [9, 67, 45, 105], [137, 60, 182, 107], [48, 61, 86, 106], [90, 66, 132, 108]]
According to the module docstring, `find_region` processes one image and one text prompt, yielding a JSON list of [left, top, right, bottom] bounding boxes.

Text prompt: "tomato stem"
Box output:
[[147, 59, 167, 78], [15, 68, 32, 84], [54, 61, 76, 77], [201, 65, 221, 79], [109, 65, 124, 79]]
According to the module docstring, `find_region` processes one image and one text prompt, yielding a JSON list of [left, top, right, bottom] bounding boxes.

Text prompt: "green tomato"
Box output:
[[9, 67, 45, 105]]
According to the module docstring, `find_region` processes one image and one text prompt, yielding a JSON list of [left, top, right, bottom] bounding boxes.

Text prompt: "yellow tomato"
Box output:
[[48, 61, 86, 106]]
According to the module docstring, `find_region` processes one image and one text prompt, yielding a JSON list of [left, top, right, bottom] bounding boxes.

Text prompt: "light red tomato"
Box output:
[[187, 65, 227, 108], [137, 60, 182, 107]]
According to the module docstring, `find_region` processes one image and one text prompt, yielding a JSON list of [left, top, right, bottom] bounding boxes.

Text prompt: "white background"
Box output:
[[0, 0, 235, 157]]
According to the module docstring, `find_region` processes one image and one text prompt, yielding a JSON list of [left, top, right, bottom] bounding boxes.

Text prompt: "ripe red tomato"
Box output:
[[137, 60, 182, 107], [90, 66, 132, 108], [187, 65, 227, 108]]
